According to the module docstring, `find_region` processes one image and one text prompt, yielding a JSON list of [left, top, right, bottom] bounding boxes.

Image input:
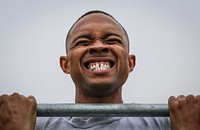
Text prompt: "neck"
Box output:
[[75, 87, 123, 103]]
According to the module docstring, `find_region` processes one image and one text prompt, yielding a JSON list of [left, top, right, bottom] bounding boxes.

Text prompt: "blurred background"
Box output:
[[1, 0, 200, 103]]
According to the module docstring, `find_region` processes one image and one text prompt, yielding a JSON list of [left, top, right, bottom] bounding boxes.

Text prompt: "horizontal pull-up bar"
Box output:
[[37, 103, 169, 117]]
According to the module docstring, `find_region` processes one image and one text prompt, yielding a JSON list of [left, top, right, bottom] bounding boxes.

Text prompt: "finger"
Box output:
[[0, 94, 8, 102], [176, 95, 186, 104], [27, 95, 37, 108], [168, 96, 176, 102], [0, 94, 8, 107], [196, 95, 200, 100], [11, 92, 20, 96], [10, 92, 21, 100], [186, 94, 194, 99], [186, 95, 197, 104], [186, 94, 195, 100], [168, 96, 177, 109], [177, 95, 185, 99], [27, 95, 35, 100], [196, 95, 200, 104], [27, 95, 36, 102], [0, 94, 8, 117], [12, 93, 29, 101], [1, 94, 8, 98]]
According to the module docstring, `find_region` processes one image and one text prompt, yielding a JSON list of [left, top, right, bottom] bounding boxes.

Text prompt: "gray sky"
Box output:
[[1, 0, 200, 103]]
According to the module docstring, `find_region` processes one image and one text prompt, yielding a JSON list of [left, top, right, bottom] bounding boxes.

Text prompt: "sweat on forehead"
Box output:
[[65, 10, 129, 54]]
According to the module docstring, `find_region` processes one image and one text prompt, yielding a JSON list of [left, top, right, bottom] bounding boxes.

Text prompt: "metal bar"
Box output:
[[37, 103, 169, 117]]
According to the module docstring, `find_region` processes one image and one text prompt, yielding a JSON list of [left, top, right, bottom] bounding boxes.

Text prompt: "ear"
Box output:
[[128, 54, 136, 72], [60, 56, 70, 74]]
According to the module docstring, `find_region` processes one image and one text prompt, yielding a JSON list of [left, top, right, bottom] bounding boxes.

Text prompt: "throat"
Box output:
[[75, 88, 123, 103]]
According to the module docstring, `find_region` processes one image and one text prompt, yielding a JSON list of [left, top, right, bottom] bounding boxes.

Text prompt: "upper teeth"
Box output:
[[88, 62, 111, 71]]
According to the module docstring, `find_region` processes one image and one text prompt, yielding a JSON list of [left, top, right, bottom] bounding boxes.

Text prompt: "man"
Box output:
[[0, 10, 200, 130]]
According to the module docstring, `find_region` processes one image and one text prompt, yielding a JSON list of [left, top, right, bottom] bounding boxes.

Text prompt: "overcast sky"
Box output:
[[1, 0, 200, 103]]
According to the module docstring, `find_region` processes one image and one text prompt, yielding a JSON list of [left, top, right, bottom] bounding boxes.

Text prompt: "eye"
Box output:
[[105, 38, 123, 44], [75, 39, 91, 46]]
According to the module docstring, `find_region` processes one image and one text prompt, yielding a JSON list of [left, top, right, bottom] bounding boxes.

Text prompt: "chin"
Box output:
[[84, 82, 119, 96]]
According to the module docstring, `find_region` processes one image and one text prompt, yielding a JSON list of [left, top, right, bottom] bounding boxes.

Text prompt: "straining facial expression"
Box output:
[[61, 12, 135, 97]]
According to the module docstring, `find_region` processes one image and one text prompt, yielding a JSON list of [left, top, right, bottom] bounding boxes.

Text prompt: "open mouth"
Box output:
[[84, 61, 115, 71]]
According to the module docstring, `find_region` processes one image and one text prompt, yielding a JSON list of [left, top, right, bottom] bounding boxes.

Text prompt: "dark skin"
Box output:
[[60, 13, 135, 103], [0, 13, 200, 130], [0, 93, 36, 130], [169, 95, 200, 130]]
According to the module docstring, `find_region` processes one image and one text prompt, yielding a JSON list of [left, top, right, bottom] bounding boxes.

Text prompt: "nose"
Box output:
[[88, 40, 109, 54]]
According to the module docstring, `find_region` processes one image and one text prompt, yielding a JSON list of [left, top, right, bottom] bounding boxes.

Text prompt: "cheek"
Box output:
[[68, 48, 88, 74], [69, 48, 87, 63], [114, 47, 130, 71], [111, 46, 129, 61]]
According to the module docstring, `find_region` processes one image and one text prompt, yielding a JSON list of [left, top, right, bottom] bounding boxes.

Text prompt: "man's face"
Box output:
[[64, 13, 135, 96]]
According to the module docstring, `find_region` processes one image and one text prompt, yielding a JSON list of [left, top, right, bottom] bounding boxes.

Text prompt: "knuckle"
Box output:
[[168, 96, 177, 110], [12, 92, 20, 96], [196, 95, 200, 99], [168, 96, 176, 103], [186, 95, 198, 104], [0, 94, 9, 102], [28, 95, 36, 100], [1, 94, 8, 98], [27, 96, 37, 108], [186, 94, 195, 101], [196, 95, 200, 104], [28, 96, 37, 103], [177, 95, 185, 99]]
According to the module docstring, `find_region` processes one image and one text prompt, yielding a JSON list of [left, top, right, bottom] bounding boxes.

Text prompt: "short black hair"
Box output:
[[65, 10, 129, 54]]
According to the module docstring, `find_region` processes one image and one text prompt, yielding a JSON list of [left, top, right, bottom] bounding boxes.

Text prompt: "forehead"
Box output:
[[68, 13, 127, 41]]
